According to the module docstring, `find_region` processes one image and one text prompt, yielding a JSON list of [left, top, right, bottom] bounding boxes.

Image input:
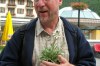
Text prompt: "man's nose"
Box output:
[[36, 0, 45, 7]]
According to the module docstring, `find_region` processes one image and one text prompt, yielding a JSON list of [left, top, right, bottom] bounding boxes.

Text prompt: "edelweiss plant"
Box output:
[[39, 31, 64, 64]]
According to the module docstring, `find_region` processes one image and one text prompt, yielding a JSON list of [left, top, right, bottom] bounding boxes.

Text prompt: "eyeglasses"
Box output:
[[32, 0, 50, 2]]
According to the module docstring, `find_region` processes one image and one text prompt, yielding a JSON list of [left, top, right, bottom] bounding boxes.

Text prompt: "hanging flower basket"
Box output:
[[70, 2, 88, 10]]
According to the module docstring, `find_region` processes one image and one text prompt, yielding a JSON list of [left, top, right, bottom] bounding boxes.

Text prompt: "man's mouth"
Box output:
[[39, 11, 48, 13]]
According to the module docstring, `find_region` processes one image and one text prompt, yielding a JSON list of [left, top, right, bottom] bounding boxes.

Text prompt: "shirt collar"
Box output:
[[36, 18, 44, 36], [36, 17, 63, 36]]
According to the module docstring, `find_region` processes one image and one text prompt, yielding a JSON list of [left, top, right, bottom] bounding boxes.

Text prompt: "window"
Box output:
[[26, 9, 33, 17], [17, 8, 24, 14], [8, 8, 15, 15], [26, 0, 33, 7], [0, 7, 5, 13], [18, 0, 24, 5], [0, 0, 6, 3], [82, 30, 90, 39], [60, 11, 72, 18], [8, 0, 15, 5]]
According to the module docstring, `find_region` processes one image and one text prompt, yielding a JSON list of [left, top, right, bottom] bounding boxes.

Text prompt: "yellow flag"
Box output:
[[2, 11, 14, 41]]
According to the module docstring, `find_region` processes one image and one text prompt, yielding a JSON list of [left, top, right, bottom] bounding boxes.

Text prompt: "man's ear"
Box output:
[[59, 0, 62, 6]]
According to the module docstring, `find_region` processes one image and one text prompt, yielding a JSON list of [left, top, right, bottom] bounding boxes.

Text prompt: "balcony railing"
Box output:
[[26, 4, 33, 7], [8, 3, 16, 6], [26, 14, 34, 17]]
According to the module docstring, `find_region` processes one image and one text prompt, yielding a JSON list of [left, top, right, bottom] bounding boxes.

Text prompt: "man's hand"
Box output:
[[40, 55, 74, 66]]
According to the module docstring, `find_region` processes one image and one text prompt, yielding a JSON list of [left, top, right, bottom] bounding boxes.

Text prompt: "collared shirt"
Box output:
[[32, 18, 69, 66]]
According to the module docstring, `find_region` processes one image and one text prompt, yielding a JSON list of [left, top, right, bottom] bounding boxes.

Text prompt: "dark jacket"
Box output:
[[0, 17, 96, 66]]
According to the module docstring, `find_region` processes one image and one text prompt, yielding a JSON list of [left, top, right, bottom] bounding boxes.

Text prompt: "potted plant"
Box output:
[[70, 2, 88, 10]]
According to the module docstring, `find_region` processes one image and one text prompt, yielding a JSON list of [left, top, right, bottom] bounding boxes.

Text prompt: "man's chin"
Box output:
[[40, 17, 49, 22]]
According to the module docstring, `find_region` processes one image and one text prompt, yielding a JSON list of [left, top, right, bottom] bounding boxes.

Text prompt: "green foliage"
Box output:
[[0, 45, 5, 53], [40, 44, 63, 64]]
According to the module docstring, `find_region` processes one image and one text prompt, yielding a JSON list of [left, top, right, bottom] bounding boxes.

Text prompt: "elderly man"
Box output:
[[0, 0, 96, 66]]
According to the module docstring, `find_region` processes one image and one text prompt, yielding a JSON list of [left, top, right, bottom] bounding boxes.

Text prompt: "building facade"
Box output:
[[59, 7, 100, 40], [0, 0, 37, 30]]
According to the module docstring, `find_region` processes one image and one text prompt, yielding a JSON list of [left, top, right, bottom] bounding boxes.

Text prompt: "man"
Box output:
[[0, 0, 96, 66]]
